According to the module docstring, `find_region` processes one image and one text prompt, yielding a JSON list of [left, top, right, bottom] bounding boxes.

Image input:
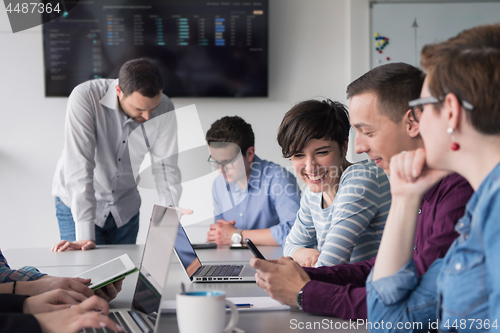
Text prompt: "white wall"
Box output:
[[0, 0, 371, 249]]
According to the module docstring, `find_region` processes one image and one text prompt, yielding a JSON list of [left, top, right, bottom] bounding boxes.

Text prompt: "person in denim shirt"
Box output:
[[366, 23, 500, 332]]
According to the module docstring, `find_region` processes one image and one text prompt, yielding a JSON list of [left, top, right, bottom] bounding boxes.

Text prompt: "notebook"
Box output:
[[80, 205, 180, 333], [173, 224, 256, 282]]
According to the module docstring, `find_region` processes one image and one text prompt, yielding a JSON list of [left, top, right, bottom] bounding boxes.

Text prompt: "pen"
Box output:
[[227, 303, 253, 308]]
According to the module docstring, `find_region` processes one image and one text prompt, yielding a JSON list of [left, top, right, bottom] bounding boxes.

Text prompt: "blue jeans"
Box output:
[[55, 197, 139, 245]]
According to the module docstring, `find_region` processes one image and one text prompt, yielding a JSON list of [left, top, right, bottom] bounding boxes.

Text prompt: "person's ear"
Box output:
[[444, 93, 462, 131], [405, 109, 420, 138], [245, 147, 255, 163], [115, 85, 124, 99]]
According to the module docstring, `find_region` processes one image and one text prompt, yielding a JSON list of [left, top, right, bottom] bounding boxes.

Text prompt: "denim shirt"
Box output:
[[366, 162, 500, 333]]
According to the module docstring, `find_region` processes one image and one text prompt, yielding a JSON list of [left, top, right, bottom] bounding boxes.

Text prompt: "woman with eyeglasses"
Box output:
[[277, 99, 392, 267], [366, 23, 500, 332]]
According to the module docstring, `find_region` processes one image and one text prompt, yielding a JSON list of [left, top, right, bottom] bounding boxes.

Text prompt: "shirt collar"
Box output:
[[100, 79, 136, 124], [99, 79, 120, 111]]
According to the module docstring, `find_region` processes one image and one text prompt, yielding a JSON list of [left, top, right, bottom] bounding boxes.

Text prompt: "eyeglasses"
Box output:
[[408, 96, 441, 122], [207, 151, 242, 170], [408, 95, 474, 122]]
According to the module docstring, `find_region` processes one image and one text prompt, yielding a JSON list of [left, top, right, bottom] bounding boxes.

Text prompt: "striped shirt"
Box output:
[[283, 160, 391, 267], [0, 249, 45, 282]]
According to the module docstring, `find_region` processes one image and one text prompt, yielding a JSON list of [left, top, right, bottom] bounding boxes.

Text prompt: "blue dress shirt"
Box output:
[[212, 155, 301, 245]]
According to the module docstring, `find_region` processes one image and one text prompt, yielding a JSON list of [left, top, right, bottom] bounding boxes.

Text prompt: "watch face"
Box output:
[[231, 233, 242, 244]]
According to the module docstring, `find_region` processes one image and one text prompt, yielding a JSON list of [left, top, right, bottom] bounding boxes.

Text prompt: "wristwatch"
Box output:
[[231, 229, 243, 245], [296, 287, 305, 311]]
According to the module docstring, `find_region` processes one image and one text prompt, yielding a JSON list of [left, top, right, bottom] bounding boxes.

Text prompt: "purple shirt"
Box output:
[[300, 173, 474, 320]]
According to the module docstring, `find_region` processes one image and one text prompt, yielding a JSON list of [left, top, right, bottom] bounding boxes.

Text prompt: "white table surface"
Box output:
[[4, 245, 368, 333]]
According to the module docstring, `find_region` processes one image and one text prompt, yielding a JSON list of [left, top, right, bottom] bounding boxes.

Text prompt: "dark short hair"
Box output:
[[277, 99, 350, 159], [421, 23, 500, 134], [118, 58, 163, 97], [346, 63, 425, 123], [206, 116, 255, 155]]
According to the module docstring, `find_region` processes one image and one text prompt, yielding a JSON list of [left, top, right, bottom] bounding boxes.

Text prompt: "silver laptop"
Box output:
[[80, 205, 180, 333], [173, 224, 256, 282]]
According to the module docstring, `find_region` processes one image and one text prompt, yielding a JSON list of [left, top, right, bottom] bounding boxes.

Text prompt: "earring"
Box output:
[[447, 127, 460, 151]]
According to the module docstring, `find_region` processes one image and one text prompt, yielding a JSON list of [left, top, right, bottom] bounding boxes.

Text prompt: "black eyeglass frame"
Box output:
[[408, 95, 474, 122], [207, 150, 242, 170]]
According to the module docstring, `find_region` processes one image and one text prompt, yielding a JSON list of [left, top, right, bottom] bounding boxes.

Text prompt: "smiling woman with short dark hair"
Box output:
[[277, 98, 391, 268]]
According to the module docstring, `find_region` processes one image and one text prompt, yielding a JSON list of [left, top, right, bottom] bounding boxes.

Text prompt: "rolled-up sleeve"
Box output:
[[366, 259, 441, 333], [0, 251, 45, 282]]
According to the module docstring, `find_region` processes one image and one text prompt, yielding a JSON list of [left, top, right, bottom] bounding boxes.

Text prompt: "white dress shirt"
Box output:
[[52, 79, 180, 241]]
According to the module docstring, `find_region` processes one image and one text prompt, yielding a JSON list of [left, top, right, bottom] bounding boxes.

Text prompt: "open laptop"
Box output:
[[173, 224, 256, 282], [80, 205, 180, 333]]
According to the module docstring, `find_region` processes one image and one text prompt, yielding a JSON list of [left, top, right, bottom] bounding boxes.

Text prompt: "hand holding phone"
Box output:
[[244, 238, 266, 260]]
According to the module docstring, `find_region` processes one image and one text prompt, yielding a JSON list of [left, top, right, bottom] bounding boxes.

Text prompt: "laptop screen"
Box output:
[[131, 206, 180, 315], [173, 225, 202, 278]]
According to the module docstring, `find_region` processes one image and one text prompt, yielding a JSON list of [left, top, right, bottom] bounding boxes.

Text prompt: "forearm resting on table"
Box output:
[[241, 229, 278, 246], [290, 247, 320, 266], [372, 196, 421, 281]]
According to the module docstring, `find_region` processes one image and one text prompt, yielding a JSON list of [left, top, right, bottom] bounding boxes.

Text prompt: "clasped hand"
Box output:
[[207, 219, 237, 244]]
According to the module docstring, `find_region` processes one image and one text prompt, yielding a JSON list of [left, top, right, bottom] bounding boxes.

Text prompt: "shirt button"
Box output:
[[123, 141, 126, 143], [455, 263, 462, 271], [464, 233, 469, 239], [112, 190, 115, 193], [413, 245, 417, 250], [418, 209, 422, 214], [118, 158, 121, 161], [459, 222, 464, 228], [239, 213, 243, 216]]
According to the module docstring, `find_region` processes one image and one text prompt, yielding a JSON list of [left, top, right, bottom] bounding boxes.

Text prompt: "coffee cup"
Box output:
[[176, 290, 239, 333]]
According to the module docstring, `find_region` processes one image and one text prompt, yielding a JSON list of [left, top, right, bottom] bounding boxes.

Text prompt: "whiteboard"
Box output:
[[370, 1, 500, 68]]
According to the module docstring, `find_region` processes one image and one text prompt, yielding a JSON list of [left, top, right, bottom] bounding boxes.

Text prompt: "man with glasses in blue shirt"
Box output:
[[205, 116, 301, 246]]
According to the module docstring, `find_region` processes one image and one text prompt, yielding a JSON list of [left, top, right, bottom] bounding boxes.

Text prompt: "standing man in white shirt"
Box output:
[[51, 58, 181, 251]]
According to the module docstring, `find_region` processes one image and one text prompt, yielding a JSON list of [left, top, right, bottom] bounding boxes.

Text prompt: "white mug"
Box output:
[[176, 290, 239, 333]]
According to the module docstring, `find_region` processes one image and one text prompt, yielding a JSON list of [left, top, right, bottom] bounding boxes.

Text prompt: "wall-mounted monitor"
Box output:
[[43, 0, 268, 97]]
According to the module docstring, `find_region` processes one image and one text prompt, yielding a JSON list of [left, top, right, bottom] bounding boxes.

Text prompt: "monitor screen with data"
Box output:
[[42, 0, 268, 97]]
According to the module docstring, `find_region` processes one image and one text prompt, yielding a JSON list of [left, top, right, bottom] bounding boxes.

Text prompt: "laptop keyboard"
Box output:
[[196, 264, 243, 277], [79, 311, 135, 333]]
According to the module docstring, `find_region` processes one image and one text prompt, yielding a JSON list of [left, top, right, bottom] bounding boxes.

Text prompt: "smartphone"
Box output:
[[244, 238, 266, 260], [192, 242, 217, 250], [229, 244, 248, 250]]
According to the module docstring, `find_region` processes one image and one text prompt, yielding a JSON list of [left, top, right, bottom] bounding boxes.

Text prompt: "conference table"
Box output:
[[4, 245, 369, 333]]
